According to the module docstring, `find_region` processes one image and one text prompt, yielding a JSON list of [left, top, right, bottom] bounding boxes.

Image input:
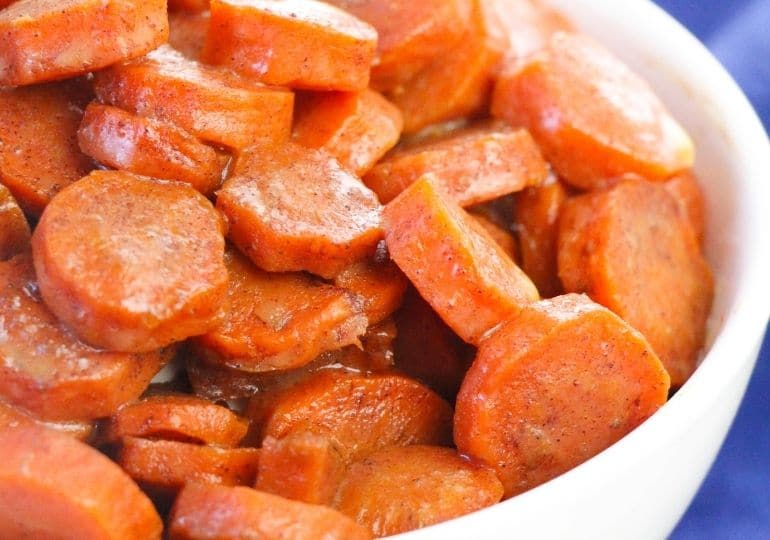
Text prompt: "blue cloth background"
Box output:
[[651, 1, 770, 538]]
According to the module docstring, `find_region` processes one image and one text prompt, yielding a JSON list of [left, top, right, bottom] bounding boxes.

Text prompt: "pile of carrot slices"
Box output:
[[0, 0, 713, 538]]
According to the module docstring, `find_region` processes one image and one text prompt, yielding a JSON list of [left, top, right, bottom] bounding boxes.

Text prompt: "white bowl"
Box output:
[[398, 1, 770, 538]]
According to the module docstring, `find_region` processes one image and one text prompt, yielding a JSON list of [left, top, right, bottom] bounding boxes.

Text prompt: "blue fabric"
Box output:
[[652, 1, 770, 538]]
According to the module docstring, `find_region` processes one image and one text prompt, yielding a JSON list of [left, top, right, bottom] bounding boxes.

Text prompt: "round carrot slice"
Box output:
[[104, 395, 249, 447], [257, 371, 453, 463], [32, 170, 228, 353], [0, 254, 168, 422], [0, 423, 162, 540], [334, 445, 503, 536], [217, 143, 383, 279], [168, 484, 372, 540], [557, 179, 713, 387], [455, 294, 670, 498]]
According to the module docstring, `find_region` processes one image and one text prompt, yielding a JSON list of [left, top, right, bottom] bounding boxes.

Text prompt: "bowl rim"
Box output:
[[396, 0, 770, 537]]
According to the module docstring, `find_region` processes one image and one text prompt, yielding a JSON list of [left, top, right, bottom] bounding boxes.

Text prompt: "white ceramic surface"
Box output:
[[397, 1, 770, 538]]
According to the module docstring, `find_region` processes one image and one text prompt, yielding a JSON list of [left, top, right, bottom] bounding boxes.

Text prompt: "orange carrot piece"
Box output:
[[514, 177, 569, 298], [118, 437, 260, 492], [0, 401, 95, 442], [105, 395, 249, 447], [202, 0, 377, 91], [293, 89, 403, 176], [192, 249, 367, 372], [492, 32, 694, 189], [217, 143, 383, 279], [0, 184, 30, 261], [0, 0, 167, 86], [334, 445, 503, 536], [168, 484, 372, 540], [365, 124, 548, 206], [665, 170, 706, 247], [257, 433, 345, 505], [384, 175, 539, 345], [257, 371, 453, 463], [94, 45, 294, 150], [32, 170, 228, 353], [169, 0, 209, 12], [0, 423, 162, 539], [469, 211, 519, 263], [455, 294, 670, 497], [557, 179, 713, 387], [78, 103, 226, 196], [0, 81, 93, 217], [0, 255, 168, 422], [169, 10, 209, 60]]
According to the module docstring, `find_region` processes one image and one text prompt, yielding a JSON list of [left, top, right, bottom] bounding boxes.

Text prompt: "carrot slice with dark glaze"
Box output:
[[455, 294, 670, 498], [32, 170, 228, 353]]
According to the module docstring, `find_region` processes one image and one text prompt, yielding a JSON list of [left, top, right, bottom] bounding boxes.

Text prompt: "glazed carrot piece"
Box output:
[[0, 423, 162, 540], [293, 90, 403, 176], [94, 45, 294, 150], [169, 10, 210, 60], [334, 445, 503, 536], [514, 177, 569, 298], [169, 0, 209, 12], [168, 484, 372, 540], [0, 184, 30, 261], [0, 402, 95, 442], [119, 438, 260, 492], [365, 124, 548, 206], [217, 143, 383, 279], [192, 249, 368, 372], [0, 81, 93, 216], [665, 170, 706, 247], [558, 179, 713, 387], [0, 255, 168, 421], [256, 371, 453, 463], [384, 175, 539, 345], [394, 288, 472, 400], [388, 0, 507, 134], [492, 32, 694, 190], [469, 211, 519, 263], [32, 170, 228, 353], [78, 103, 227, 196], [455, 294, 670, 498], [0, 0, 167, 86], [105, 395, 249, 447], [333, 246, 408, 325], [256, 433, 345, 505], [202, 0, 377, 91], [326, 0, 473, 92]]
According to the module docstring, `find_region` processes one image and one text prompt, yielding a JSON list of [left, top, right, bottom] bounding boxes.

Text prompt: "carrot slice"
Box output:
[[557, 179, 713, 387], [192, 248, 367, 372], [365, 124, 548, 206], [0, 81, 93, 216], [94, 45, 294, 150], [217, 143, 383, 279], [469, 211, 519, 263], [0, 423, 162, 539], [118, 437, 260, 492], [514, 177, 569, 298], [169, 484, 372, 540], [169, 10, 209, 60], [0, 401, 95, 442], [169, 0, 209, 13], [257, 433, 345, 505], [0, 184, 30, 261], [0, 0, 167, 86], [105, 395, 249, 447], [256, 371, 453, 463], [492, 32, 694, 189], [334, 445, 503, 536], [388, 0, 506, 134], [455, 294, 670, 498], [293, 89, 403, 176], [665, 170, 706, 247], [32, 170, 228, 353], [202, 0, 377, 91], [393, 288, 473, 401], [0, 254, 168, 421], [78, 103, 226, 196], [384, 175, 539, 345]]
